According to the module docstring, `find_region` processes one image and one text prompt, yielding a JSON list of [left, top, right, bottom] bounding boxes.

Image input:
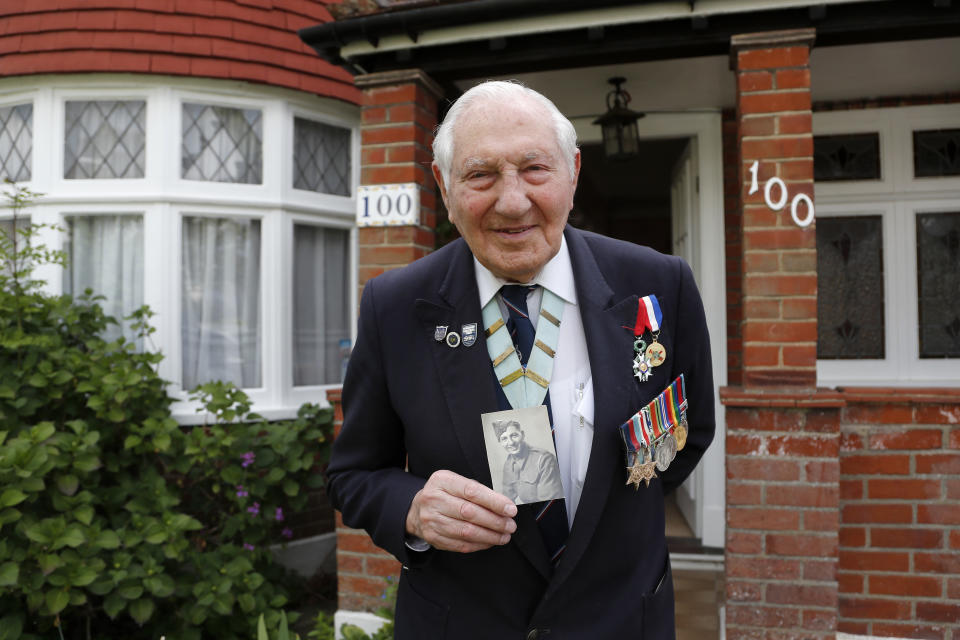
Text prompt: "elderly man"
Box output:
[[326, 81, 714, 639]]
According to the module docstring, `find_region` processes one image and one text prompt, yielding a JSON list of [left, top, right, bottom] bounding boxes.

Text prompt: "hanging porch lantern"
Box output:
[[593, 77, 644, 161]]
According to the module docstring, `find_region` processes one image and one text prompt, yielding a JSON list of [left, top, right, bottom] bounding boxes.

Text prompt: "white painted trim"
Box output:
[[576, 111, 727, 548], [838, 635, 912, 640], [333, 611, 390, 640], [341, 0, 882, 59], [669, 551, 725, 573]]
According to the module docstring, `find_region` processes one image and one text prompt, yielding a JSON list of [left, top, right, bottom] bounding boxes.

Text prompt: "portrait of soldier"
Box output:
[[493, 419, 564, 505]]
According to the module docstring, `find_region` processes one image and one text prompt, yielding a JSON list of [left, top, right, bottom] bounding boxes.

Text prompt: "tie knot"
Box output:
[[501, 285, 535, 316]]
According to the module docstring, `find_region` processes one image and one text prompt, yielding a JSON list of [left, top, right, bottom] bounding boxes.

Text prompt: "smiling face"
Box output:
[[498, 424, 525, 455], [433, 97, 580, 283]]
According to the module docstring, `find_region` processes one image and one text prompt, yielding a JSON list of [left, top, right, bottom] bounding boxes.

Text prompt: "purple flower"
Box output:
[[281, 528, 293, 539], [243, 543, 255, 551], [241, 451, 256, 468], [275, 507, 284, 522], [235, 485, 248, 498], [247, 502, 260, 516]]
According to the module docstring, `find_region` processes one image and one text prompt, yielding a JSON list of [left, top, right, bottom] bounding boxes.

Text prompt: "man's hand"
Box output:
[[407, 470, 518, 553]]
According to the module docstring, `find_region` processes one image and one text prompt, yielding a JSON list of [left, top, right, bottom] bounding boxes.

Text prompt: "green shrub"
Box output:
[[0, 183, 334, 638]]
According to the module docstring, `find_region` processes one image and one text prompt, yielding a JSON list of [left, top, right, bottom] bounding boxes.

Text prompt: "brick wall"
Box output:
[[838, 388, 960, 639], [0, 0, 358, 102]]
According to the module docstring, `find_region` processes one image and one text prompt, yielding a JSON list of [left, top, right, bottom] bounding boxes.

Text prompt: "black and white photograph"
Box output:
[[481, 406, 564, 506]]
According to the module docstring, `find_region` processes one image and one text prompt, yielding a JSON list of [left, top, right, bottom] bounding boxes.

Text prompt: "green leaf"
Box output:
[[74, 504, 94, 525], [265, 467, 285, 483], [74, 454, 101, 472], [0, 614, 24, 640], [0, 562, 18, 587], [123, 435, 142, 450], [128, 598, 155, 624], [94, 530, 121, 550], [118, 582, 143, 599], [71, 566, 97, 587], [257, 614, 268, 640], [45, 589, 69, 615], [56, 474, 79, 496], [31, 422, 55, 441], [152, 432, 171, 451], [55, 526, 85, 548], [38, 554, 63, 576], [283, 479, 298, 497], [144, 574, 175, 597], [143, 522, 167, 544], [23, 523, 50, 544], [104, 593, 125, 619], [237, 592, 256, 613], [0, 489, 26, 507], [27, 373, 48, 388]]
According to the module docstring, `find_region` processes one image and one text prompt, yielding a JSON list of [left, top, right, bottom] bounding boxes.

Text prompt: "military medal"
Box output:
[[645, 338, 666, 367], [625, 294, 664, 382], [618, 374, 689, 485]]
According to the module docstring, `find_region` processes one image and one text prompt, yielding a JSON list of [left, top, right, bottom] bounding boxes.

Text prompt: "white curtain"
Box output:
[[292, 224, 349, 385], [181, 216, 261, 391], [64, 215, 143, 345]]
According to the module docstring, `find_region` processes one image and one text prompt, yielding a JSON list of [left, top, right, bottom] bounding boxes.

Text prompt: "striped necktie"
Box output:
[[500, 284, 569, 565]]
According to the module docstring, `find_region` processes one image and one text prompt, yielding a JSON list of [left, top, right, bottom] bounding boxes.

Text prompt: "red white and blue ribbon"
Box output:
[[633, 294, 663, 335]]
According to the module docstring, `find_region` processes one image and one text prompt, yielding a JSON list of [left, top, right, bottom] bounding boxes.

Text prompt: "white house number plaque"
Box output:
[[747, 160, 815, 228], [356, 183, 419, 227]]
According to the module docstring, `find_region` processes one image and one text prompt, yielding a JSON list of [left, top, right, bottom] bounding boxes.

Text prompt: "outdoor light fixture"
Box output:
[[593, 76, 644, 161]]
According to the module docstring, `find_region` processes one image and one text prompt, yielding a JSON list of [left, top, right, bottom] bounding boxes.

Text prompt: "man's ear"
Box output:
[[571, 149, 581, 189], [432, 162, 449, 206]]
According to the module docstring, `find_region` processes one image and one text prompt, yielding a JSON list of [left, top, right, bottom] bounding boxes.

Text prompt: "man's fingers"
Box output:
[[408, 470, 518, 553]]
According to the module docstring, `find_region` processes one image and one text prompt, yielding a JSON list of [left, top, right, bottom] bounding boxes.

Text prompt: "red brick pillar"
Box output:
[[332, 69, 444, 615], [723, 29, 842, 640], [354, 69, 443, 292]]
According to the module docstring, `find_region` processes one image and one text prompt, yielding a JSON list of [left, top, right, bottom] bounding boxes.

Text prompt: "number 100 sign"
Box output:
[[747, 160, 815, 228], [356, 183, 419, 227]]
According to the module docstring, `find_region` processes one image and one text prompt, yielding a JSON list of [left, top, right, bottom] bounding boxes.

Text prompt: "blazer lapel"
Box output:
[[413, 242, 553, 579], [549, 227, 639, 590]]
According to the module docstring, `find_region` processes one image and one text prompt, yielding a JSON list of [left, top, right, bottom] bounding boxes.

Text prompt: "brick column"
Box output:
[[733, 29, 816, 389], [333, 69, 444, 618], [723, 29, 842, 640], [354, 69, 443, 292]]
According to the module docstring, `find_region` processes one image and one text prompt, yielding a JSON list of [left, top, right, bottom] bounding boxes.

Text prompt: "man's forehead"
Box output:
[[461, 150, 550, 168]]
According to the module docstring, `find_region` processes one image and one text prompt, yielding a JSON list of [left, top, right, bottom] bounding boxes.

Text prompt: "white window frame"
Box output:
[[0, 75, 359, 422], [815, 104, 960, 387]]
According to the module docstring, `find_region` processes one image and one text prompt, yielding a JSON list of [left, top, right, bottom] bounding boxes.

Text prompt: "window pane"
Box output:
[[913, 129, 960, 178], [181, 103, 262, 184], [0, 103, 32, 182], [64, 101, 146, 179], [63, 215, 144, 345], [816, 216, 885, 359], [292, 224, 350, 385], [181, 216, 261, 390], [813, 133, 881, 182], [916, 212, 960, 358], [293, 117, 351, 196]]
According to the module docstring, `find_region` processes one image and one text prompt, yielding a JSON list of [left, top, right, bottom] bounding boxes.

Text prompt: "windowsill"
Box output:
[[170, 385, 342, 426]]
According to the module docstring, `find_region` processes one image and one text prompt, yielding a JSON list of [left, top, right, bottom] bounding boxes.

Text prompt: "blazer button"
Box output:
[[526, 630, 549, 640]]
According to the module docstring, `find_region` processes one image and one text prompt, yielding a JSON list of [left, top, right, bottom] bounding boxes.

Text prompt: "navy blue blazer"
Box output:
[[327, 226, 715, 639]]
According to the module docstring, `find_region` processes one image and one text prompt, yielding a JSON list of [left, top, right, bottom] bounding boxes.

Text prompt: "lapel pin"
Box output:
[[434, 325, 448, 342], [461, 323, 477, 347], [445, 331, 461, 348]]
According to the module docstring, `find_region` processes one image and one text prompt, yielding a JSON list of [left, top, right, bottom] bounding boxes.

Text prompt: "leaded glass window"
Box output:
[[292, 224, 350, 385], [814, 133, 881, 182], [181, 104, 262, 184], [913, 129, 960, 178], [916, 212, 960, 357], [293, 117, 351, 196], [0, 104, 32, 182], [816, 216, 885, 359], [64, 100, 145, 179]]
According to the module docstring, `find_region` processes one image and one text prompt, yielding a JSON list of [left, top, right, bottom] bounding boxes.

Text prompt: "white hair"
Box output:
[[432, 80, 578, 187]]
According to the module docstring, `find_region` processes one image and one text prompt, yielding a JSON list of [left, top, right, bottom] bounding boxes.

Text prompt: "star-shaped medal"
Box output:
[[625, 457, 658, 490]]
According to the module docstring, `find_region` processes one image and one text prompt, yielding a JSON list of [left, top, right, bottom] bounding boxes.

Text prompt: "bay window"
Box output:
[[0, 77, 357, 420]]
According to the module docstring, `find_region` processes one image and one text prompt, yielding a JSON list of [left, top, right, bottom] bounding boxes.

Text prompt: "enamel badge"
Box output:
[[461, 323, 477, 347]]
